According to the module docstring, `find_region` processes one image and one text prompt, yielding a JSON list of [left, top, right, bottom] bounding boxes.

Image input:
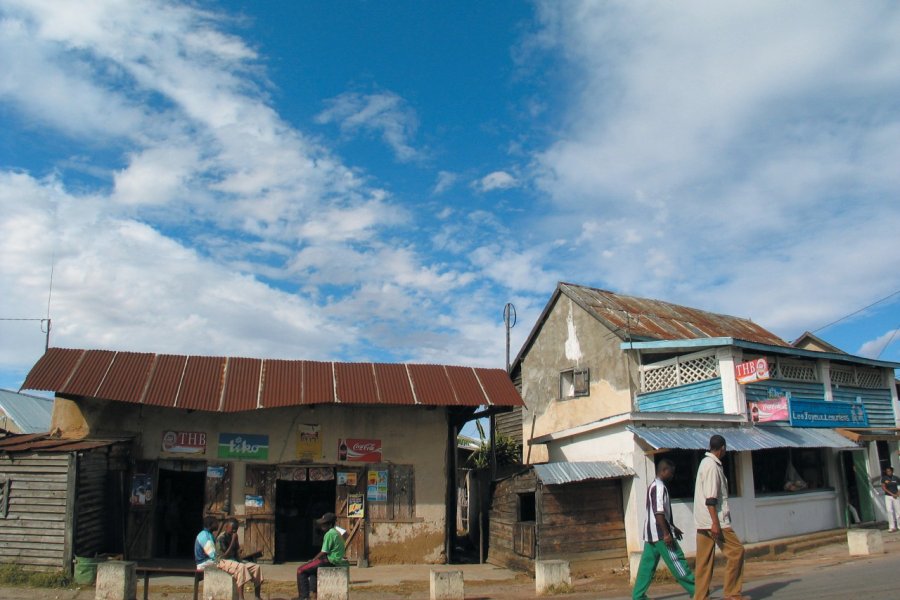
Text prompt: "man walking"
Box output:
[[694, 434, 748, 600], [882, 466, 900, 531], [632, 458, 695, 599]]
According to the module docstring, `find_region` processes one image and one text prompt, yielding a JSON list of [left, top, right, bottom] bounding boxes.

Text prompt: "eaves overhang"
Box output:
[[531, 411, 746, 445]]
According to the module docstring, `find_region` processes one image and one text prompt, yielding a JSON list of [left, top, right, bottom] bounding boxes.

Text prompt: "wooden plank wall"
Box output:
[[74, 448, 108, 558], [487, 469, 536, 572], [0, 452, 71, 571], [538, 479, 626, 560]]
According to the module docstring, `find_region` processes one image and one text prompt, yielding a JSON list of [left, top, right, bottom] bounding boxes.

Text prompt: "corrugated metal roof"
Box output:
[[561, 283, 788, 346], [533, 461, 636, 485], [21, 348, 524, 412], [0, 389, 54, 434], [0, 432, 124, 454], [627, 425, 859, 451]]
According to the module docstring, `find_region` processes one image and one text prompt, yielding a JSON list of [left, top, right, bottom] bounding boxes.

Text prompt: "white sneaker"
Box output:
[[889, 528, 897, 532]]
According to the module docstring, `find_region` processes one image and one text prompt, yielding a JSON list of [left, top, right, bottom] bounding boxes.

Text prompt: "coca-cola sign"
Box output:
[[339, 438, 382, 462]]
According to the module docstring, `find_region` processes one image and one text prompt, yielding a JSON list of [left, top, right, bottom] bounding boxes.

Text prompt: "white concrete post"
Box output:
[[202, 567, 236, 600], [818, 360, 834, 401], [95, 561, 136, 600], [848, 529, 884, 555], [318, 566, 350, 600], [718, 347, 744, 415], [535, 560, 571, 595], [429, 570, 464, 600]]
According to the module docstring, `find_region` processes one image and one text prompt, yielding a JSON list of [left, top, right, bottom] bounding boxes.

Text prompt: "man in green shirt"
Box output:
[[296, 512, 347, 600]]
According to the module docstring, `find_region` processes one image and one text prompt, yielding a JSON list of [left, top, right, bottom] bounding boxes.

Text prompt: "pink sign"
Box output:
[[339, 438, 382, 462], [749, 397, 789, 423], [735, 358, 770, 384]]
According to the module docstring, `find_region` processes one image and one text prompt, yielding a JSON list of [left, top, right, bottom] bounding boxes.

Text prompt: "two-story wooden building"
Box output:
[[499, 282, 900, 577]]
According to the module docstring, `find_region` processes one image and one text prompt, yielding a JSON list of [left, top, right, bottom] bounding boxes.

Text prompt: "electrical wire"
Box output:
[[876, 324, 900, 359], [810, 288, 900, 334]]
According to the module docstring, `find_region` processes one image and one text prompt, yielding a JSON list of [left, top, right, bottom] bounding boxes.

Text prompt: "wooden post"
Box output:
[[63, 453, 77, 575]]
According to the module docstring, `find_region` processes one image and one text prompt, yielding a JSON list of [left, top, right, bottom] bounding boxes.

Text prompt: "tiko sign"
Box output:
[[218, 433, 269, 460]]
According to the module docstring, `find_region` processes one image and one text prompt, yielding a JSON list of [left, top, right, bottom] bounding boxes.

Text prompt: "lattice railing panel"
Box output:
[[854, 368, 883, 389], [830, 367, 856, 386], [641, 351, 719, 392], [642, 363, 678, 392], [777, 360, 818, 382], [680, 354, 719, 384]]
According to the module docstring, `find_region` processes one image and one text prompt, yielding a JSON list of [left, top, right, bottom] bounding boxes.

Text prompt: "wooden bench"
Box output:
[[135, 563, 203, 600]]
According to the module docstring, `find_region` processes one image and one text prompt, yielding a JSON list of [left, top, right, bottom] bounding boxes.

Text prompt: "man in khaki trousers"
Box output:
[[693, 434, 748, 600]]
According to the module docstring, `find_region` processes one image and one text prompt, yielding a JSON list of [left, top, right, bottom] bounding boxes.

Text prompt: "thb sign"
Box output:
[[735, 358, 770, 384], [161, 431, 207, 454]]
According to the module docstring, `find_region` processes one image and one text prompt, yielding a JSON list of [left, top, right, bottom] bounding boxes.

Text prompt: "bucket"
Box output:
[[73, 556, 106, 585]]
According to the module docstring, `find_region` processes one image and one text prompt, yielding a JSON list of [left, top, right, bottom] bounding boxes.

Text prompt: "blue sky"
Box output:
[[1, 0, 899, 399]]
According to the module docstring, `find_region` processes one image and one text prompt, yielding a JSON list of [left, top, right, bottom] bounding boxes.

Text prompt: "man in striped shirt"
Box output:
[[632, 458, 695, 600]]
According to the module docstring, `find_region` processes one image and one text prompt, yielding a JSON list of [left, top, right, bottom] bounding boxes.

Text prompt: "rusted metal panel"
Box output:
[[445, 366, 488, 406], [372, 363, 415, 405], [221, 357, 262, 412], [304, 361, 335, 404], [335, 362, 379, 404], [95, 352, 155, 404], [142, 354, 187, 408], [408, 364, 457, 406], [0, 433, 119, 453], [562, 283, 788, 346], [20, 348, 84, 392], [60, 350, 115, 397], [176, 356, 226, 411], [475, 369, 524, 406], [259, 359, 303, 408]]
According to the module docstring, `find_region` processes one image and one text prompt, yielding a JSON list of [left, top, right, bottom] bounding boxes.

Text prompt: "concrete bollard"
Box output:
[[847, 529, 884, 555], [95, 561, 137, 600], [202, 567, 237, 600], [535, 559, 571, 595], [318, 566, 350, 600], [430, 569, 464, 600]]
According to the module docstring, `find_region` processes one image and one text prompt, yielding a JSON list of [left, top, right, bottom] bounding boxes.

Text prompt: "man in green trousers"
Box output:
[[632, 458, 695, 599]]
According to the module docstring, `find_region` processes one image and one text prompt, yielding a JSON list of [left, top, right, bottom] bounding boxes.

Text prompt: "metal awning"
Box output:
[[627, 425, 859, 451], [532, 461, 635, 485], [837, 428, 900, 443]]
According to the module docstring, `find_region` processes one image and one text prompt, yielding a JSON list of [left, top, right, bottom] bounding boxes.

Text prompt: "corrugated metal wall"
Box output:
[[74, 449, 108, 558], [0, 452, 72, 571]]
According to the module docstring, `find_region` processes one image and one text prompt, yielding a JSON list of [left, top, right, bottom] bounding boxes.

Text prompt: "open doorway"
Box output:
[[275, 479, 335, 562], [841, 450, 874, 524], [155, 468, 206, 558]]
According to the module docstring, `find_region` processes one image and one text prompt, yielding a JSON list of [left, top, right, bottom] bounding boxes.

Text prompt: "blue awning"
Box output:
[[627, 425, 859, 451], [533, 461, 635, 485]]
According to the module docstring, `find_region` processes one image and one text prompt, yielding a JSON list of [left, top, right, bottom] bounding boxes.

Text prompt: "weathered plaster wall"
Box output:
[[51, 397, 448, 563], [520, 295, 639, 461]]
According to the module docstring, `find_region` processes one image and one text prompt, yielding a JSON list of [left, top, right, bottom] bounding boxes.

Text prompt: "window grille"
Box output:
[[855, 368, 883, 389], [830, 366, 855, 386], [830, 365, 884, 389], [776, 359, 818, 382], [559, 368, 590, 398], [640, 350, 718, 392]]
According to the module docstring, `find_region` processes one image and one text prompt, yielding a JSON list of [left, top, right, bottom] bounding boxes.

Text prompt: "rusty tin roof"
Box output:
[[21, 348, 523, 413]]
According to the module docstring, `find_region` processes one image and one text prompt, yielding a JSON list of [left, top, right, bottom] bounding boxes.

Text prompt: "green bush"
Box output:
[[0, 564, 73, 588]]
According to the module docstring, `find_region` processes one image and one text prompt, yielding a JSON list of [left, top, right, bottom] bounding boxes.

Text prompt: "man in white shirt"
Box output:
[[693, 434, 747, 600], [632, 458, 695, 600]]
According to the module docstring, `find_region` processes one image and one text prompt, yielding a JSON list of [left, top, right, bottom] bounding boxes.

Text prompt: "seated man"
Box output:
[[296, 512, 348, 600], [195, 516, 263, 600]]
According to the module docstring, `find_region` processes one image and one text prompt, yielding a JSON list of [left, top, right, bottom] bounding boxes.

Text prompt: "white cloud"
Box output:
[[475, 170, 517, 192], [527, 1, 900, 338], [316, 91, 421, 162], [857, 329, 900, 359], [432, 170, 458, 195]]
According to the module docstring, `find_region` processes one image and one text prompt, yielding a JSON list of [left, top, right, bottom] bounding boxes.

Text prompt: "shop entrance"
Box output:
[[841, 450, 874, 524], [155, 467, 206, 558], [275, 480, 336, 562]]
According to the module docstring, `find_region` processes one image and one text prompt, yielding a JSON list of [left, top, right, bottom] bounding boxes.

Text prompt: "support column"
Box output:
[[819, 360, 834, 402], [718, 347, 744, 415]]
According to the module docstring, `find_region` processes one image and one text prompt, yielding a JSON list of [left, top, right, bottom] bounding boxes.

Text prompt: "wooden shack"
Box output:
[[0, 433, 130, 572], [487, 461, 632, 576]]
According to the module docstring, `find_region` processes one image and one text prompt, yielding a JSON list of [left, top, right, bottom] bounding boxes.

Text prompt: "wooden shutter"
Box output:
[[204, 462, 232, 518], [124, 460, 157, 560], [335, 466, 367, 563], [243, 465, 276, 562]]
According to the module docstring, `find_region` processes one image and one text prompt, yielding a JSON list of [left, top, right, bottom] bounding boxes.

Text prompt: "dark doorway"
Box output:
[[275, 480, 336, 562], [841, 450, 874, 524], [876, 441, 892, 473], [155, 468, 206, 558]]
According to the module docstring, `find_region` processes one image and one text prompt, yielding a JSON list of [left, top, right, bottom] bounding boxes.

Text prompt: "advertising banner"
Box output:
[[218, 433, 269, 460], [337, 472, 358, 486], [367, 469, 388, 502], [789, 399, 869, 428], [340, 438, 382, 462], [296, 424, 322, 461], [130, 474, 153, 506], [161, 431, 207, 454], [749, 396, 789, 423], [735, 358, 771, 384]]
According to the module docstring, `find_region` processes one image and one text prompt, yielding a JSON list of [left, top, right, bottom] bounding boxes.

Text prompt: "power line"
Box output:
[[876, 324, 900, 359], [811, 288, 900, 334]]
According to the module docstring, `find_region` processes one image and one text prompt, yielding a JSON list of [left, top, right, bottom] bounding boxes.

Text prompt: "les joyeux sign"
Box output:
[[735, 358, 771, 385], [339, 438, 382, 462]]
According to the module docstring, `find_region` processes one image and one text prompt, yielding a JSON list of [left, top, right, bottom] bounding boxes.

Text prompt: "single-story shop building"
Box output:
[[16, 347, 522, 569]]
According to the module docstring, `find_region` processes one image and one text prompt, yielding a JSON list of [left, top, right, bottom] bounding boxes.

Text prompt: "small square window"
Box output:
[[518, 492, 536, 522], [559, 368, 590, 399]]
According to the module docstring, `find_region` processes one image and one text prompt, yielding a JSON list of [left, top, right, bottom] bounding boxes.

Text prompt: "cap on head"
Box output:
[[316, 512, 337, 526]]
